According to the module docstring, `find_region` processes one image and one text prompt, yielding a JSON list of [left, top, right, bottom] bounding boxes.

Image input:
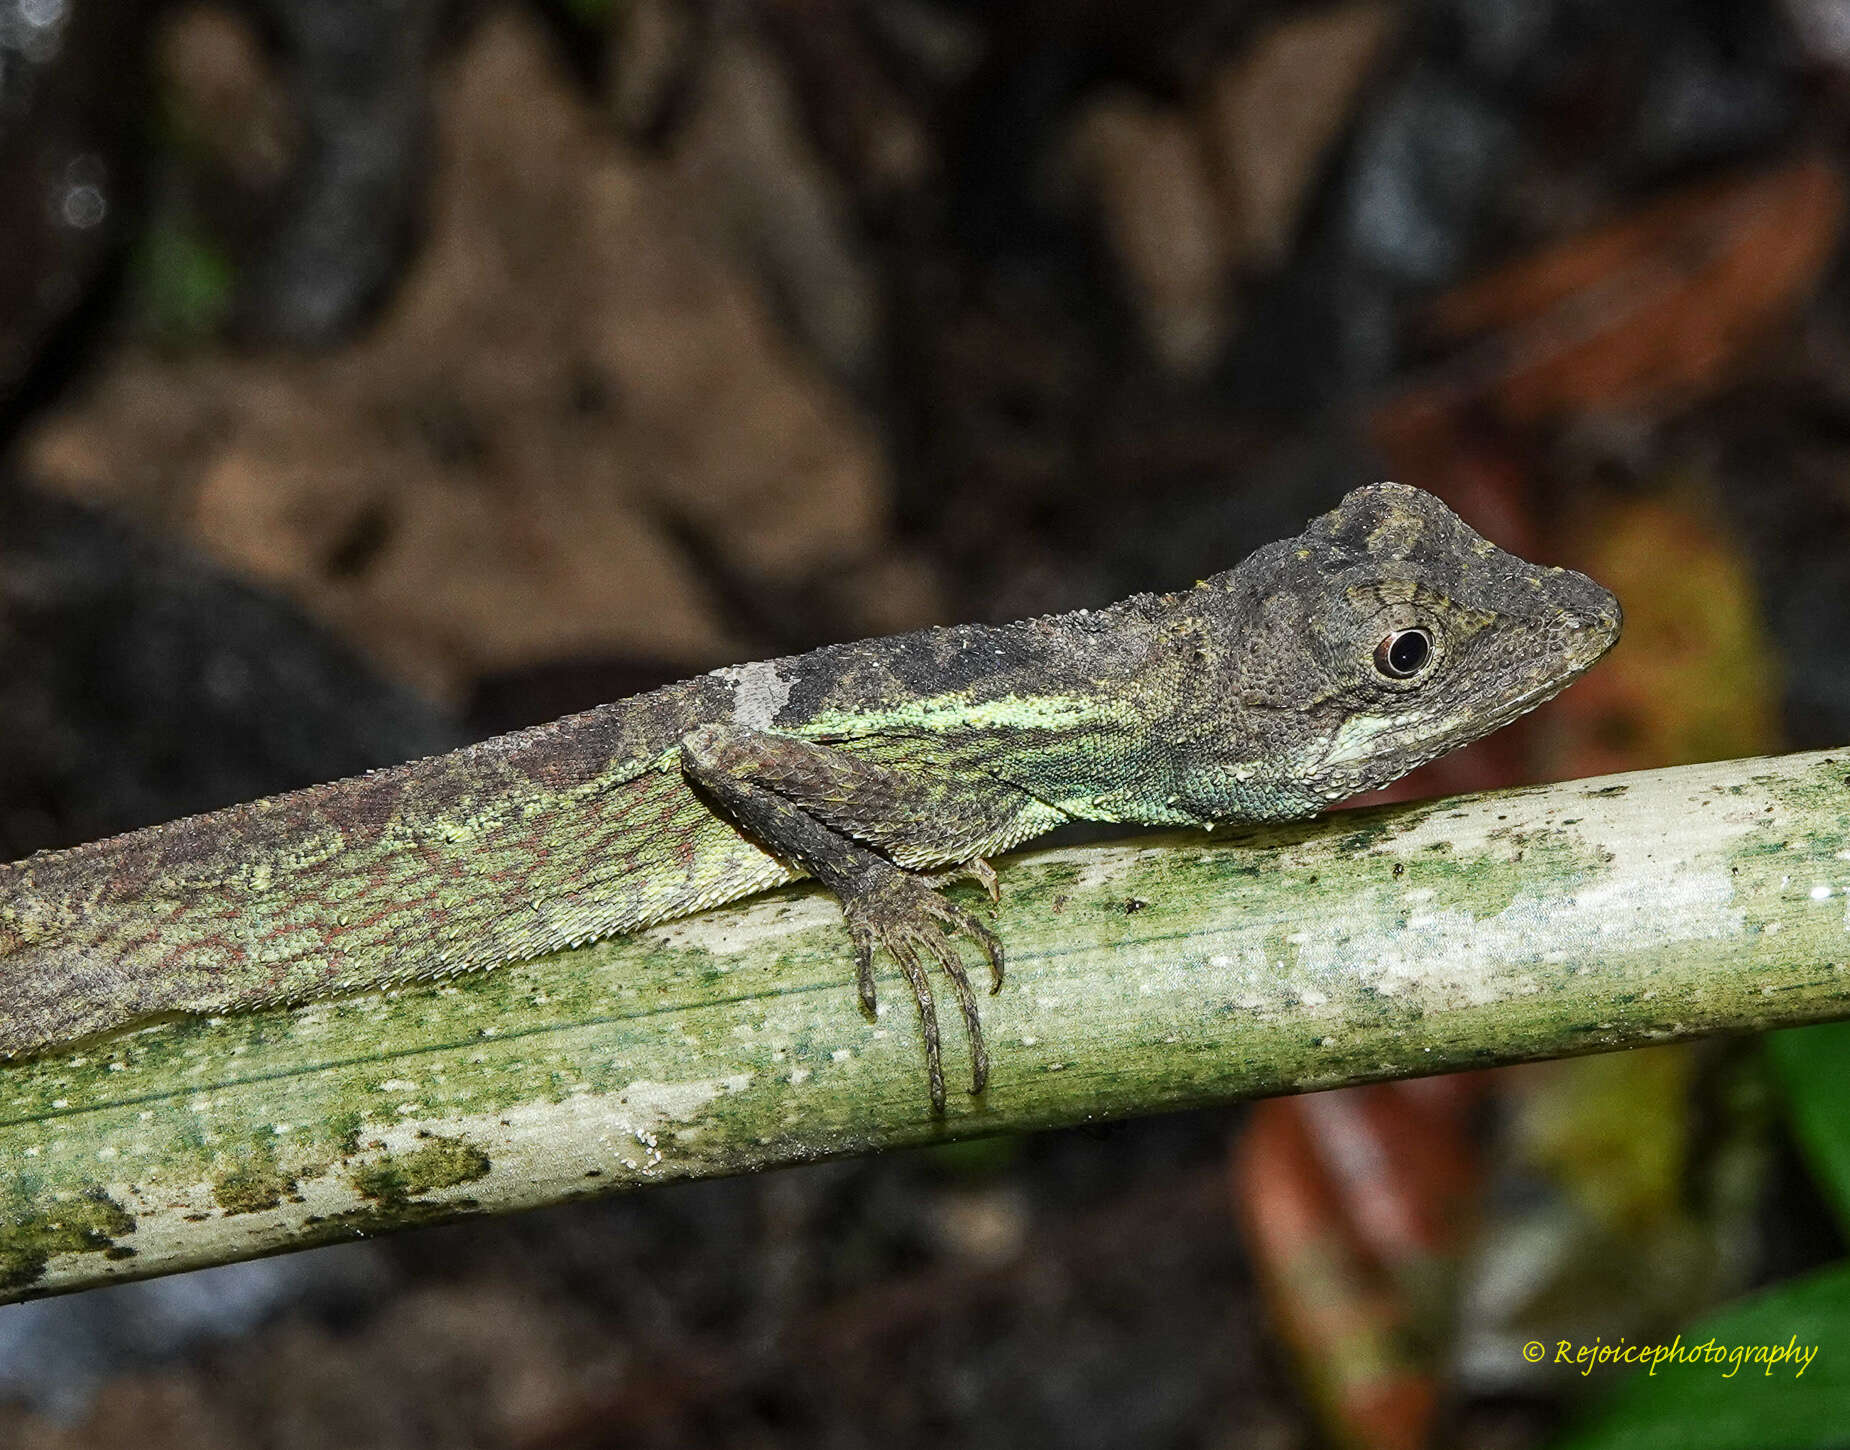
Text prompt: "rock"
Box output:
[[1342, 77, 1519, 286], [1784, 0, 1850, 68], [0, 481, 453, 857]]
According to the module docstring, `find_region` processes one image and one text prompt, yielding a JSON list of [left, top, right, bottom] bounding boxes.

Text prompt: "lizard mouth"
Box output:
[[1461, 602, 1622, 737], [1538, 600, 1622, 692]]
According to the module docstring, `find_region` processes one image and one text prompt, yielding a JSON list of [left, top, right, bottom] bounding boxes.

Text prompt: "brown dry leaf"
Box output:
[[1374, 156, 1846, 453], [23, 10, 890, 702], [156, 4, 297, 191], [1069, 91, 1234, 376], [1204, 1, 1402, 268]]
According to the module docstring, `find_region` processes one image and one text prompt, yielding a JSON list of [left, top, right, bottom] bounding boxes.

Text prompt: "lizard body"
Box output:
[[0, 484, 1620, 1108]]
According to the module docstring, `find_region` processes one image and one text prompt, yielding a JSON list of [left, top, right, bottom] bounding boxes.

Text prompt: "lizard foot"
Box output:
[[842, 863, 1004, 1114]]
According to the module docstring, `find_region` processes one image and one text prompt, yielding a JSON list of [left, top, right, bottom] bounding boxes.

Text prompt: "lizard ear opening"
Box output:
[[1373, 627, 1435, 680]]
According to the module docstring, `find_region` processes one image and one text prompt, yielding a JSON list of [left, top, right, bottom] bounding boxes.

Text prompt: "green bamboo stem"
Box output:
[[5, 748, 1850, 1302]]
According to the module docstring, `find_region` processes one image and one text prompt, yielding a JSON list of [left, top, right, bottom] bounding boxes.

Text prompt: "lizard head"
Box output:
[[1191, 481, 1620, 812]]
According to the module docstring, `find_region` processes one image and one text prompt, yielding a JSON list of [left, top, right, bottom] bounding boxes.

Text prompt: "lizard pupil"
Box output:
[[1376, 628, 1432, 679]]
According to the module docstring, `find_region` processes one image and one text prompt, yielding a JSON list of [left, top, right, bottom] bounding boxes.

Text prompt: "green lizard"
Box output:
[[0, 483, 1619, 1111]]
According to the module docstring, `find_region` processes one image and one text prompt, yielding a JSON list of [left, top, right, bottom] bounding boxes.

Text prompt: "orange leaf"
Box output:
[[1373, 156, 1845, 452]]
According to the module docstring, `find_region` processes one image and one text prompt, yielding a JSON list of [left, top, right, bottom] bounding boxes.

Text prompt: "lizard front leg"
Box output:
[[679, 724, 1052, 1112]]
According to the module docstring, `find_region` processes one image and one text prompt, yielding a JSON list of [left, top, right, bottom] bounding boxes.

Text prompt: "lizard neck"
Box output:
[[1111, 586, 1333, 827]]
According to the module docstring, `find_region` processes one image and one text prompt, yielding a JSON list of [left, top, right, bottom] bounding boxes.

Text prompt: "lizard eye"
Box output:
[[1374, 628, 1433, 679]]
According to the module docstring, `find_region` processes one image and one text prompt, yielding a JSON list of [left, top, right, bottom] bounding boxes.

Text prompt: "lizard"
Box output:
[[0, 483, 1620, 1112]]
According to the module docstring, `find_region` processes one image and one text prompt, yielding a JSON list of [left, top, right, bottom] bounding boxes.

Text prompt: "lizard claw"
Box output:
[[929, 857, 1001, 907], [842, 864, 1004, 1113]]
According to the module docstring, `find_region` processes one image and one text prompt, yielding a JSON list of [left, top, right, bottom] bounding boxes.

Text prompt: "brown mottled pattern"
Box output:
[[0, 484, 1622, 1063]]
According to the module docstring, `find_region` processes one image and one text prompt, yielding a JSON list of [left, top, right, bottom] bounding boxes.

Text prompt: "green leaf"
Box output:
[[1553, 1261, 1850, 1450], [1768, 1022, 1850, 1236]]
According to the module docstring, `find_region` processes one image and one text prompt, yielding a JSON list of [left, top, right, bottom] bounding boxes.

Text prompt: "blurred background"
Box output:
[[4, 0, 1850, 1446]]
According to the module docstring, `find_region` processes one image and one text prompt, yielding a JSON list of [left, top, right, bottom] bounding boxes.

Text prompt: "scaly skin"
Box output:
[[0, 484, 1621, 1109]]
